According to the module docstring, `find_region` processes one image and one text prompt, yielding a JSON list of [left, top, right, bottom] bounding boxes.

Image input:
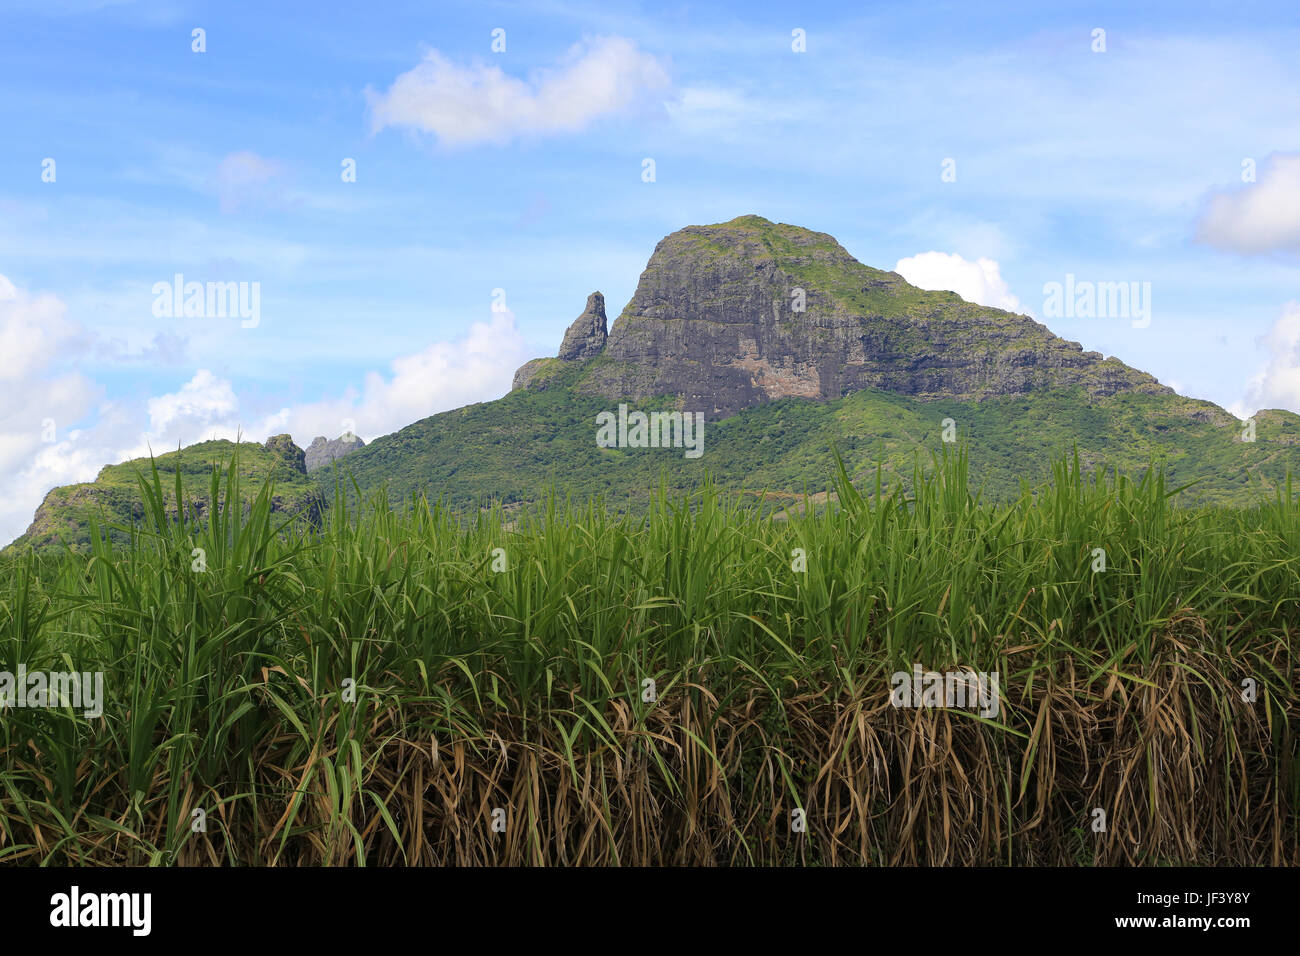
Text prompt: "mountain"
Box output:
[[515, 216, 1165, 415], [7, 215, 1299, 553], [327, 215, 1296, 513]]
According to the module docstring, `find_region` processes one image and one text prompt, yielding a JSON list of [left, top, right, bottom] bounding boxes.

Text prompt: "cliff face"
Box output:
[[305, 433, 366, 472], [515, 215, 1166, 417], [558, 292, 608, 361]]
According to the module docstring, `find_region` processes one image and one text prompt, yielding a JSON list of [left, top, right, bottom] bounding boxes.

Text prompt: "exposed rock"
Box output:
[[263, 434, 307, 474], [512, 358, 551, 392], [517, 215, 1168, 419], [512, 293, 608, 390], [558, 292, 608, 360], [305, 433, 366, 472]]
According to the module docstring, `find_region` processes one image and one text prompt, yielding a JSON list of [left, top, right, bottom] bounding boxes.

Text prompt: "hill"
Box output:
[[9, 435, 323, 553]]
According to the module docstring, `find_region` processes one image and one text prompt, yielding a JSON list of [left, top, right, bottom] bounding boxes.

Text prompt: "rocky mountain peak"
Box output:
[[512, 290, 609, 390], [558, 291, 608, 360], [514, 215, 1167, 418], [305, 433, 366, 472]]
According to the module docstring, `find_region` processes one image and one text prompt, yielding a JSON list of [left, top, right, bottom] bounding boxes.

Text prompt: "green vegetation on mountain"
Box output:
[[327, 361, 1297, 517], [9, 437, 322, 554]]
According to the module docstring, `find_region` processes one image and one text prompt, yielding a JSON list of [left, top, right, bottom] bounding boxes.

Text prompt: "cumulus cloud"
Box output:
[[122, 309, 526, 451], [1196, 153, 1300, 256], [146, 369, 241, 437], [0, 276, 105, 545], [0, 285, 85, 382], [1233, 301, 1300, 418], [893, 251, 1022, 312], [368, 36, 670, 146], [98, 308, 527, 452], [272, 307, 528, 443]]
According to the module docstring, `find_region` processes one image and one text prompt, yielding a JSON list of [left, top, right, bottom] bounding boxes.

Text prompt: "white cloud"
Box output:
[[1233, 301, 1300, 417], [0, 276, 104, 545], [146, 369, 241, 437], [368, 36, 670, 146], [1196, 153, 1300, 256], [272, 308, 528, 443], [119, 308, 526, 452], [893, 251, 1022, 312], [0, 288, 84, 382]]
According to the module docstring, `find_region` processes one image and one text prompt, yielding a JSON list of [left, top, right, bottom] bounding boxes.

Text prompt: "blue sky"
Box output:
[[1, 0, 1299, 543]]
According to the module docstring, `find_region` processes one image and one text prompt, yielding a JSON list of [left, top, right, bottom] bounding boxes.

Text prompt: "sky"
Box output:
[[1, 0, 1299, 545]]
